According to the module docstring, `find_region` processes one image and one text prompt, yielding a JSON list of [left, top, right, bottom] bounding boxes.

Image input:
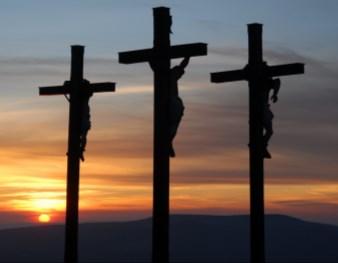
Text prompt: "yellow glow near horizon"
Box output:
[[9, 196, 65, 213], [1, 145, 337, 224], [33, 198, 65, 212], [6, 182, 338, 213]]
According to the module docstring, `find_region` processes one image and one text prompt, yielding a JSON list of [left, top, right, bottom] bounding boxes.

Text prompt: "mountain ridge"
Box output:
[[0, 214, 337, 262]]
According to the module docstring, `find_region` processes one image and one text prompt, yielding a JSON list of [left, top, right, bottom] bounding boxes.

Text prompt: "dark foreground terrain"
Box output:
[[0, 214, 337, 262]]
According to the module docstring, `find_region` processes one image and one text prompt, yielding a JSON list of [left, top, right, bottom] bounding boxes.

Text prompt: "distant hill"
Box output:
[[0, 214, 337, 262]]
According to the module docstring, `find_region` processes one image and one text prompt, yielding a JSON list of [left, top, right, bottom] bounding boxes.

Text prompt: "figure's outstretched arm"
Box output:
[[271, 78, 281, 103], [178, 57, 190, 70]]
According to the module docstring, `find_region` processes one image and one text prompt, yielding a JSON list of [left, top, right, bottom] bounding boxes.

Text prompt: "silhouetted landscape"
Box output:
[[0, 214, 337, 262]]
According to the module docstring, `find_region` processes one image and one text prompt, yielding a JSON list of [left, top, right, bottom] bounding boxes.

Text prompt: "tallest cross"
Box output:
[[211, 24, 305, 263], [119, 7, 207, 263]]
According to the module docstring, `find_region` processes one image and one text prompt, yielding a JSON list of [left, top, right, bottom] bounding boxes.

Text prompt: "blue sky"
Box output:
[[0, 0, 337, 57], [0, 0, 337, 227]]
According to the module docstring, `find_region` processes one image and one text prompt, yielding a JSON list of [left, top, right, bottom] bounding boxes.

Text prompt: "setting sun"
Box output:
[[38, 214, 51, 223]]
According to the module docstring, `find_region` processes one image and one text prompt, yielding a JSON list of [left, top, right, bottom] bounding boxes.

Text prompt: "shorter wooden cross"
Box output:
[[210, 24, 304, 263], [39, 45, 115, 263]]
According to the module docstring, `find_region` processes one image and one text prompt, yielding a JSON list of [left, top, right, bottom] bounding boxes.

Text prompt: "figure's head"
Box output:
[[172, 66, 184, 79]]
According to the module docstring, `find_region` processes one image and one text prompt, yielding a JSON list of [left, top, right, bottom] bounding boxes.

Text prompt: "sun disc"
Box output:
[[38, 214, 51, 223]]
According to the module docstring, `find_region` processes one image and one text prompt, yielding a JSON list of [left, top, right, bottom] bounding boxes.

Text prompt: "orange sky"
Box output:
[[0, 1, 338, 228], [0, 88, 337, 226]]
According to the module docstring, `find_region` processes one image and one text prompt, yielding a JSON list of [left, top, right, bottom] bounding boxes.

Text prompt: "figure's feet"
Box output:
[[170, 146, 176, 158], [263, 148, 271, 159]]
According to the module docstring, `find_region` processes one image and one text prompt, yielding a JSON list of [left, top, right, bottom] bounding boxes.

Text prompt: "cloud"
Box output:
[[0, 56, 118, 66], [0, 46, 337, 227]]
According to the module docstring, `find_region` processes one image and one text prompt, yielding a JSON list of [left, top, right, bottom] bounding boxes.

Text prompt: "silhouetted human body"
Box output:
[[64, 79, 92, 162], [169, 57, 189, 157], [79, 80, 93, 161], [149, 56, 190, 158], [262, 78, 280, 158]]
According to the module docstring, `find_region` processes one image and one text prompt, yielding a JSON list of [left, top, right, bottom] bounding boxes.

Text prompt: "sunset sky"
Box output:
[[0, 0, 337, 228]]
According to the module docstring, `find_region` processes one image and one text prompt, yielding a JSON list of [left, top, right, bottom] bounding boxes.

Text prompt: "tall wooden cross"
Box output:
[[210, 24, 304, 263], [119, 7, 207, 263], [39, 45, 115, 263]]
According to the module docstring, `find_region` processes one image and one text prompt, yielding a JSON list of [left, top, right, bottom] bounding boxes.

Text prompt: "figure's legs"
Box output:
[[169, 97, 184, 158], [79, 134, 87, 161], [79, 118, 91, 162], [263, 119, 273, 159], [263, 108, 273, 159], [263, 124, 273, 146], [169, 123, 178, 157]]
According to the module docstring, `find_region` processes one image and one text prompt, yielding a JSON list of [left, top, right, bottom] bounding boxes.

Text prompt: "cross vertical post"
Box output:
[[119, 7, 207, 263], [248, 24, 265, 263], [65, 45, 83, 263], [152, 8, 171, 263], [39, 45, 115, 263], [210, 23, 304, 263]]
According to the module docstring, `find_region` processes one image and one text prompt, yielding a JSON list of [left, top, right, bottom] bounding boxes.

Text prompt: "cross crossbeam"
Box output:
[[211, 63, 304, 83], [39, 45, 115, 263], [39, 82, 115, 95], [210, 23, 304, 263], [119, 43, 207, 64], [119, 7, 207, 263]]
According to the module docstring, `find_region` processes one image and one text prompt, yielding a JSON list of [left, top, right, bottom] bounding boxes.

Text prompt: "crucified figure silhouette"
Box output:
[[169, 57, 190, 157], [263, 77, 280, 159], [79, 80, 93, 162]]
